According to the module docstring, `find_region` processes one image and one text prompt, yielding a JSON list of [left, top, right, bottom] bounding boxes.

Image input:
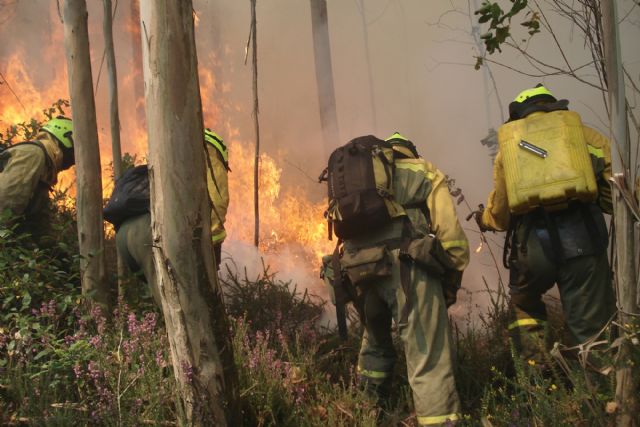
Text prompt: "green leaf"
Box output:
[[34, 349, 50, 361]]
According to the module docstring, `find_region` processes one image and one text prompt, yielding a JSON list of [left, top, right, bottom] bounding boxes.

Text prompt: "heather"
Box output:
[[1, 203, 637, 426]]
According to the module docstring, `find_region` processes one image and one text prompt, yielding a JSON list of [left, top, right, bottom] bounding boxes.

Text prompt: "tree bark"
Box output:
[[250, 0, 260, 248], [102, 0, 127, 291], [602, 2, 638, 426], [138, 2, 241, 425], [63, 0, 109, 309], [103, 0, 122, 179], [358, 0, 377, 130], [310, 0, 340, 157]]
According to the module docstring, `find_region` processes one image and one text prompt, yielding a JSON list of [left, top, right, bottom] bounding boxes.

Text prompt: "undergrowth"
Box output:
[[1, 203, 638, 426]]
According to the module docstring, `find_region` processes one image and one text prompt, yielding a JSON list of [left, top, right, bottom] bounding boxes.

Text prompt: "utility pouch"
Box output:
[[406, 234, 452, 275], [320, 254, 337, 305], [341, 245, 392, 286]]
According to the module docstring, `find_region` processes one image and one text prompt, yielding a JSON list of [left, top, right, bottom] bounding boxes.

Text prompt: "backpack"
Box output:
[[498, 110, 598, 214], [103, 164, 150, 230], [320, 135, 403, 240]]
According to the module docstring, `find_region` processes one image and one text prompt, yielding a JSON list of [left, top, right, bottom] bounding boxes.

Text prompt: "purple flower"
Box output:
[[181, 361, 194, 384]]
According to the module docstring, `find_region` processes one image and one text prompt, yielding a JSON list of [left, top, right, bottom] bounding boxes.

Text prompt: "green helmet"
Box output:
[[204, 128, 228, 164], [41, 116, 73, 149]]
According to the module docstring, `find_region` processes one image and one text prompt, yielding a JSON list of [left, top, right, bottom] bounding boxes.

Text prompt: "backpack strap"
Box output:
[[7, 141, 54, 176], [331, 240, 349, 340], [397, 218, 415, 324]]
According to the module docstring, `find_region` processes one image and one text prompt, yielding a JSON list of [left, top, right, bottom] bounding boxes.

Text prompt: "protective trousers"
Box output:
[[508, 217, 615, 365], [115, 213, 161, 307], [357, 249, 460, 426]]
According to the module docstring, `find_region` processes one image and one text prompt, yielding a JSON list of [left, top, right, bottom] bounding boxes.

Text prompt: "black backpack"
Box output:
[[320, 135, 400, 240], [103, 164, 150, 230]]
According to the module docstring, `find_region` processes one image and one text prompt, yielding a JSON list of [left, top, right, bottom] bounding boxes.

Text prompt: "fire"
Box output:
[[0, 10, 335, 276], [225, 140, 334, 264]]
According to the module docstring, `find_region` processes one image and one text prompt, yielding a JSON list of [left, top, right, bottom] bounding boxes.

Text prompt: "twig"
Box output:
[[0, 70, 26, 112]]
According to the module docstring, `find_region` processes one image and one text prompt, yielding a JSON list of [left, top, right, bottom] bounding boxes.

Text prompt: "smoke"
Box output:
[[0, 0, 639, 318]]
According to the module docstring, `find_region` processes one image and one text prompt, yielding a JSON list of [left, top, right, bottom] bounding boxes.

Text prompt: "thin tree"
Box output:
[[63, 0, 109, 309], [102, 0, 127, 292], [103, 0, 122, 179], [310, 0, 340, 156], [357, 0, 378, 130], [138, 2, 241, 425], [602, 4, 639, 425], [250, 0, 260, 248]]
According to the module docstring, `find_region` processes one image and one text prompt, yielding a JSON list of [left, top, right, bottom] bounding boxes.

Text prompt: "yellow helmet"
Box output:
[[512, 84, 556, 104], [41, 116, 73, 149]]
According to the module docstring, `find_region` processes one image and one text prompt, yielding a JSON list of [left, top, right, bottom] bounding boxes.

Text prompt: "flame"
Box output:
[[0, 9, 334, 272]]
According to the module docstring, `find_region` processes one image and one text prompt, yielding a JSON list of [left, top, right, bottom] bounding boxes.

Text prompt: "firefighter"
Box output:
[[0, 116, 75, 244], [204, 128, 230, 270], [323, 133, 469, 425], [472, 84, 615, 366], [106, 129, 230, 306]]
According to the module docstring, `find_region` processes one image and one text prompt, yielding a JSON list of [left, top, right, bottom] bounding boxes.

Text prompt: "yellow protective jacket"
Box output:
[[0, 132, 63, 217], [481, 118, 613, 231], [205, 144, 229, 244], [346, 145, 470, 273]]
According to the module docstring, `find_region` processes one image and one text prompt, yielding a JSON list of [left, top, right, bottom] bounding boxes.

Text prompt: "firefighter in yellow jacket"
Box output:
[[473, 85, 615, 365], [324, 133, 469, 425], [109, 129, 230, 307], [204, 128, 230, 269], [0, 116, 75, 243]]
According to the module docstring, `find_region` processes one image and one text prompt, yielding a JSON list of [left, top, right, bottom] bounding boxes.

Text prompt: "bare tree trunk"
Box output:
[[310, 0, 340, 156], [358, 0, 377, 131], [102, 0, 127, 292], [602, 3, 639, 426], [103, 0, 122, 179], [138, 2, 241, 425], [250, 0, 260, 248], [63, 0, 109, 309]]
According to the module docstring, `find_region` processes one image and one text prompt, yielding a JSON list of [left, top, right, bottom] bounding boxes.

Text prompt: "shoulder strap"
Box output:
[[7, 141, 54, 179]]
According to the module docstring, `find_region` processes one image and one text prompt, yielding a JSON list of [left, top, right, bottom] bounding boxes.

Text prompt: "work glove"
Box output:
[[466, 204, 489, 232]]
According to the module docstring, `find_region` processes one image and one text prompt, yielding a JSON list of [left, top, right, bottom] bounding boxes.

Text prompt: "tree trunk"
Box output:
[[602, 2, 638, 426], [250, 0, 260, 248], [102, 0, 127, 292], [138, 2, 241, 425], [358, 0, 377, 131], [310, 0, 340, 156], [63, 0, 109, 309]]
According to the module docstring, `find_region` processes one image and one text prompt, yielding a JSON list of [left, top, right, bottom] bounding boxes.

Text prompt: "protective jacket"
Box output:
[[0, 132, 64, 219], [206, 143, 230, 245], [336, 142, 469, 426]]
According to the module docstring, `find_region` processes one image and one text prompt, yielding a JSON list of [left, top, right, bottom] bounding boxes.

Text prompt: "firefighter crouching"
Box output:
[[472, 84, 616, 367], [0, 116, 75, 245], [321, 133, 469, 425], [103, 129, 230, 307]]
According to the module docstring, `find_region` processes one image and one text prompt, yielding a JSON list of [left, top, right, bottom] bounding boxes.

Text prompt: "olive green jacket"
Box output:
[[0, 132, 63, 217]]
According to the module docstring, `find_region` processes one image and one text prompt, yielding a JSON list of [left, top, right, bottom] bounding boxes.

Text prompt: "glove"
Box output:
[[466, 204, 489, 232]]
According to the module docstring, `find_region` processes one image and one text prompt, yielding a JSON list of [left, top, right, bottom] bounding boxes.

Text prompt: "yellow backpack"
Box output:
[[498, 110, 597, 214]]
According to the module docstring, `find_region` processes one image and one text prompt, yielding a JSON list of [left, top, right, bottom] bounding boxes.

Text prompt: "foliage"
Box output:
[[474, 0, 533, 54], [0, 99, 69, 148]]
